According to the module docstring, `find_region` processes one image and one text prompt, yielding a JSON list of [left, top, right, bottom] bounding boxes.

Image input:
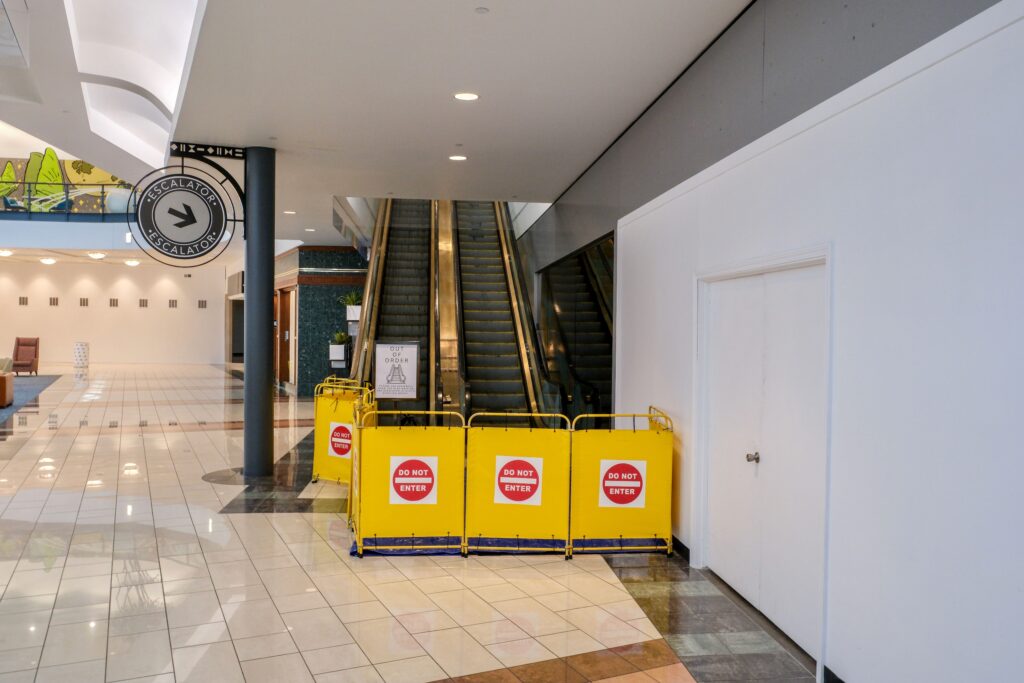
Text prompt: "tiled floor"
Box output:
[[0, 365, 811, 682]]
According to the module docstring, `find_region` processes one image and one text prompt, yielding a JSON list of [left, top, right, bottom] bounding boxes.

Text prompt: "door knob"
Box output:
[[745, 452, 760, 464]]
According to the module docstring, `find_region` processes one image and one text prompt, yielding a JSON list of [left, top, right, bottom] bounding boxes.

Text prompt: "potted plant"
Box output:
[[337, 290, 362, 323], [339, 291, 362, 323], [329, 331, 351, 365]]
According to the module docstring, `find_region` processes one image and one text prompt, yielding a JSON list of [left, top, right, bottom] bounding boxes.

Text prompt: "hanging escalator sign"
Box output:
[[374, 342, 419, 399], [129, 161, 240, 268]]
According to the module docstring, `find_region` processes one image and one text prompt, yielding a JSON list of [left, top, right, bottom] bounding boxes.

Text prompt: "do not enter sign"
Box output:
[[599, 460, 646, 508], [494, 456, 543, 505], [390, 456, 438, 504], [328, 423, 352, 458]]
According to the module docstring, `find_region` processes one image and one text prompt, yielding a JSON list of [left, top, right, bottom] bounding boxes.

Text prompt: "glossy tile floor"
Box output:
[[0, 366, 809, 682]]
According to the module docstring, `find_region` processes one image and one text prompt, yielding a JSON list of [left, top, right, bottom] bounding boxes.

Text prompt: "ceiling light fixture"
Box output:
[[475, 6, 490, 14], [0, 250, 12, 257], [305, 228, 316, 232], [124, 259, 140, 267], [283, 210, 296, 215], [449, 155, 467, 161], [87, 252, 106, 260], [40, 257, 56, 265], [454, 92, 479, 101]]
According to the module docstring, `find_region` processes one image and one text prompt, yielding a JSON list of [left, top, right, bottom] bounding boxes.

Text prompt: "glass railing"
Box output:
[[0, 181, 135, 220]]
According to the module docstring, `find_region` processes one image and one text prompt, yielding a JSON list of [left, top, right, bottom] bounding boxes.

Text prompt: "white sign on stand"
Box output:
[[374, 342, 419, 399]]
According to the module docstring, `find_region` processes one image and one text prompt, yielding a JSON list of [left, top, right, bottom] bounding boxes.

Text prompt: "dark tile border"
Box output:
[[215, 430, 346, 513]]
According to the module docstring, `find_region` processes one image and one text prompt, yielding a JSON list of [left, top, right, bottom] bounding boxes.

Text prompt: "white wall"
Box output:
[[615, 2, 1024, 680], [0, 259, 225, 364]]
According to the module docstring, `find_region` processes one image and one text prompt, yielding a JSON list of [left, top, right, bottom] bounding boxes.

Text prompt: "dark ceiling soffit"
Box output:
[[521, 0, 759, 239]]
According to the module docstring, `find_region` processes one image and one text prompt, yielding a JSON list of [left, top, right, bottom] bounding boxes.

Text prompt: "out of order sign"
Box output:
[[599, 460, 646, 508], [494, 456, 543, 505], [328, 423, 353, 458], [390, 456, 437, 504]]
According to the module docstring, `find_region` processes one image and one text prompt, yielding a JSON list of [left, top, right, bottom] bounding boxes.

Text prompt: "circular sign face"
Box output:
[[330, 424, 352, 457], [136, 174, 225, 260], [497, 459, 540, 502], [602, 463, 644, 505], [392, 459, 434, 502], [129, 162, 240, 268]]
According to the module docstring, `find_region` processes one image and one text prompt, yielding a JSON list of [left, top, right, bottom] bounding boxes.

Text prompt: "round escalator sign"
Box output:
[[136, 174, 226, 260]]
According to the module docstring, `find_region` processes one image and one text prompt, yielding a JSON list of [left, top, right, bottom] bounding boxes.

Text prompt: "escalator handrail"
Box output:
[[429, 200, 439, 414], [582, 246, 614, 336], [494, 201, 565, 418], [351, 198, 392, 384], [450, 203, 470, 404]]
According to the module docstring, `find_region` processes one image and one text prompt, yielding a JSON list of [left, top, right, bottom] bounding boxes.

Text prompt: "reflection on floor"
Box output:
[[0, 365, 805, 682]]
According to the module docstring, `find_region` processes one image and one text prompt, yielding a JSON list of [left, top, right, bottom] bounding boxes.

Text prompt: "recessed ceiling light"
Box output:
[[0, 249, 12, 257], [40, 257, 56, 265], [305, 228, 316, 232], [454, 93, 479, 101], [87, 252, 106, 260], [283, 210, 296, 215], [124, 259, 140, 267], [449, 155, 467, 161]]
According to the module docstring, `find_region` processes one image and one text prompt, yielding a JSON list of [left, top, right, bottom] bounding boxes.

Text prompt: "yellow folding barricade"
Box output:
[[346, 388, 376, 524], [569, 408, 674, 555], [464, 413, 571, 555], [352, 410, 465, 556], [312, 378, 365, 485]]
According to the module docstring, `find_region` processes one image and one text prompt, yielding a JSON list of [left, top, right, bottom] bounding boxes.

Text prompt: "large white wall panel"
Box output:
[[616, 2, 1024, 680], [0, 260, 225, 364]]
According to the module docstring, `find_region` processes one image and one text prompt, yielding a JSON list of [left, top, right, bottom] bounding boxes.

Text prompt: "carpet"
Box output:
[[0, 375, 60, 424]]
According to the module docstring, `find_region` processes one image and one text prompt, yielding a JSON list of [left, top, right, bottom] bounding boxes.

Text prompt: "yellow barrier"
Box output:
[[312, 380, 366, 485], [347, 387, 376, 523], [569, 408, 674, 555], [464, 413, 571, 555], [352, 410, 466, 556]]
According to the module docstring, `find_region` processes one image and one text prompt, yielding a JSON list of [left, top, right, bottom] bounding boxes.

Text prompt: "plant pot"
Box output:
[[329, 344, 347, 361], [346, 305, 362, 322]]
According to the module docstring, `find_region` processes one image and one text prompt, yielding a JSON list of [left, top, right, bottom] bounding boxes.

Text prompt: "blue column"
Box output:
[[243, 147, 275, 478]]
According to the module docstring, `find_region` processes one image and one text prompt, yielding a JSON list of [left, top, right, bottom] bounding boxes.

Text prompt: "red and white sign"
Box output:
[[494, 456, 543, 505], [598, 460, 646, 508], [390, 456, 437, 504], [328, 422, 353, 458]]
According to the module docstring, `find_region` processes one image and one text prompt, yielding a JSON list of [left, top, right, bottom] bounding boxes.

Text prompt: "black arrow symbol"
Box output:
[[167, 204, 196, 228]]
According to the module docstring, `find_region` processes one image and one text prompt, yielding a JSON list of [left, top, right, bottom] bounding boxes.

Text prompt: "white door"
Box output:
[[705, 263, 827, 658], [706, 274, 765, 605]]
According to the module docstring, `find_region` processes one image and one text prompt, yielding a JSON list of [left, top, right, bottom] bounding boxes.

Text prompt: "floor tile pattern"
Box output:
[[0, 366, 804, 682]]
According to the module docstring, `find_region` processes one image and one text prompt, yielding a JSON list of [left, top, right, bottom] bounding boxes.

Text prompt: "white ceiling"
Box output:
[[174, 0, 748, 241], [0, 1, 747, 245]]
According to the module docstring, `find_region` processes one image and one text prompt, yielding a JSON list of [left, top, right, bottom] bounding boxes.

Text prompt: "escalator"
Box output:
[[454, 201, 530, 415], [363, 199, 432, 415], [546, 244, 614, 414], [354, 198, 561, 425]]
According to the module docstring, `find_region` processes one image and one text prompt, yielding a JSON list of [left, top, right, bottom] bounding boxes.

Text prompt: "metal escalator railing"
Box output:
[[582, 241, 614, 334], [428, 201, 438, 413], [435, 200, 469, 416], [494, 201, 565, 424], [351, 198, 392, 384]]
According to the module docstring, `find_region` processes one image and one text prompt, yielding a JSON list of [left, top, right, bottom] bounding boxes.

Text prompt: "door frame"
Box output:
[[691, 243, 834, 679]]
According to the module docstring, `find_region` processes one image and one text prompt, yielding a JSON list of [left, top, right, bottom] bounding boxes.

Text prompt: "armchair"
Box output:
[[12, 338, 39, 376]]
